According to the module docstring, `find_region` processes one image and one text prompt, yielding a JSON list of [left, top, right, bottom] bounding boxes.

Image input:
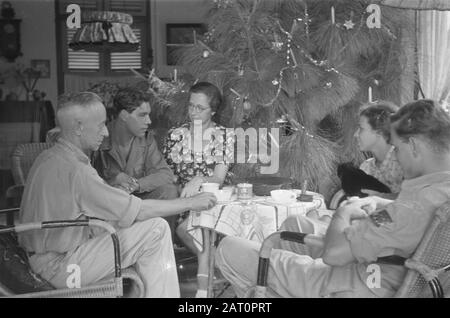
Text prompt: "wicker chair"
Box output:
[[0, 215, 144, 298], [250, 201, 450, 298], [4, 143, 54, 225]]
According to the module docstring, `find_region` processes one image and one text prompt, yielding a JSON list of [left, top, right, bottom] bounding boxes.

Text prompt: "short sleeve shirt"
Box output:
[[19, 139, 142, 254], [341, 171, 450, 296]]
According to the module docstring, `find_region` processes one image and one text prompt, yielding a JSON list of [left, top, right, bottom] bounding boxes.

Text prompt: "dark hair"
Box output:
[[360, 101, 399, 143], [390, 99, 450, 153], [189, 82, 223, 115], [112, 87, 150, 117]]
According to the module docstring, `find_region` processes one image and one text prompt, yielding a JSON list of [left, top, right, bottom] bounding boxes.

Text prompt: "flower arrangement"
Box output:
[[0, 61, 41, 100], [16, 63, 41, 100]]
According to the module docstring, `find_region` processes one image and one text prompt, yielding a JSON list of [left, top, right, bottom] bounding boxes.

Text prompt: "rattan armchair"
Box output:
[[250, 201, 450, 298], [0, 214, 144, 298], [4, 143, 54, 225]]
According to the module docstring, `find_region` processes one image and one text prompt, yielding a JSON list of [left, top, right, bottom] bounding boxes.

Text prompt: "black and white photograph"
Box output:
[[0, 0, 450, 302]]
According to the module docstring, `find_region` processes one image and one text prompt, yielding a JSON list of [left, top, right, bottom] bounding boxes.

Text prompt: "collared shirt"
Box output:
[[94, 121, 175, 193], [360, 146, 404, 193], [335, 171, 450, 297], [19, 138, 142, 254]]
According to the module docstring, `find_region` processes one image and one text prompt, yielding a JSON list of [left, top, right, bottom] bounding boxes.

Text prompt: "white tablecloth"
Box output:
[[186, 191, 327, 252]]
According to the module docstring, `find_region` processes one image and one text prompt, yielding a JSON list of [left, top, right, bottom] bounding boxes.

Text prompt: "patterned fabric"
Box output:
[[359, 146, 404, 193], [162, 123, 235, 187], [69, 11, 138, 52]]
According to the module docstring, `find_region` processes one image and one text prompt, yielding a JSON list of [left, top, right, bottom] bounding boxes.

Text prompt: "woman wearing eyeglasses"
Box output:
[[354, 101, 404, 198], [162, 81, 234, 297]]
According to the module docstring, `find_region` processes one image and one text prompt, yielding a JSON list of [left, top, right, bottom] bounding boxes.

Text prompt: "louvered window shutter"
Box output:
[[60, 0, 147, 74], [110, 27, 142, 70], [66, 28, 100, 70]]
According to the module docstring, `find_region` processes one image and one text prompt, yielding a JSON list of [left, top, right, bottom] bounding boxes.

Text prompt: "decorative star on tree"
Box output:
[[343, 19, 355, 29]]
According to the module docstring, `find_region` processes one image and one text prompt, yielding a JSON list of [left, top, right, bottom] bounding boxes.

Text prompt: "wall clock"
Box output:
[[0, 19, 21, 62]]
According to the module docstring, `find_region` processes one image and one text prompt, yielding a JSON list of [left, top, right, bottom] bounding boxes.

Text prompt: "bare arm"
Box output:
[[322, 204, 368, 266], [135, 192, 217, 221]]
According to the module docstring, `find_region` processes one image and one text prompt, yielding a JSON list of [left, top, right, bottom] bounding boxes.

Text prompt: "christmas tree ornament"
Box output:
[[276, 115, 288, 124], [343, 19, 355, 30], [238, 65, 244, 76], [271, 40, 284, 52], [272, 79, 279, 86], [243, 97, 251, 110], [304, 3, 310, 38], [202, 50, 210, 58], [325, 82, 332, 88]]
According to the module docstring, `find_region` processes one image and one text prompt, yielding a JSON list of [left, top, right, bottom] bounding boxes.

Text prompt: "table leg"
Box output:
[[207, 230, 217, 298]]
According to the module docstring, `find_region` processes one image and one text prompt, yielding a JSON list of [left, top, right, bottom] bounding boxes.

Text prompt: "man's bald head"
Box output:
[[57, 92, 108, 153]]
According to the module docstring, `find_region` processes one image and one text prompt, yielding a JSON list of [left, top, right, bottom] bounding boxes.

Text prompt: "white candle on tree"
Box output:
[[368, 86, 373, 102], [331, 6, 335, 24]]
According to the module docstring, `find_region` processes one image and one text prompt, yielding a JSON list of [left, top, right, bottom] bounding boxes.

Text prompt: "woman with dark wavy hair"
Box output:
[[354, 101, 404, 197], [162, 81, 234, 297]]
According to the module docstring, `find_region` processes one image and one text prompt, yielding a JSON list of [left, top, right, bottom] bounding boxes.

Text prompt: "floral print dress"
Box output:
[[359, 145, 404, 193], [162, 123, 235, 188]]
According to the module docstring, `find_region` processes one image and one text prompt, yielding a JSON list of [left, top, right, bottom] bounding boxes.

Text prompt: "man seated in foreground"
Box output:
[[19, 92, 217, 298], [216, 99, 450, 297]]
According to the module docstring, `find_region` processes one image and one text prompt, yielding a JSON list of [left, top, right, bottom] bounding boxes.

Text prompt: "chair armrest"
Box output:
[[0, 208, 20, 215], [254, 231, 324, 295], [0, 219, 122, 279], [0, 207, 19, 226]]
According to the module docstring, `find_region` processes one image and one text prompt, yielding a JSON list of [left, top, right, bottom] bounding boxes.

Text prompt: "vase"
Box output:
[[26, 91, 33, 101]]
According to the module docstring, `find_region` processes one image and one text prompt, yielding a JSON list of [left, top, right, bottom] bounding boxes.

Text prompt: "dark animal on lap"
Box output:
[[337, 162, 391, 198]]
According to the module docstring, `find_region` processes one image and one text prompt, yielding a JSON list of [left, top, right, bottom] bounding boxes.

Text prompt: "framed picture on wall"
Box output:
[[31, 59, 50, 78], [166, 23, 207, 65]]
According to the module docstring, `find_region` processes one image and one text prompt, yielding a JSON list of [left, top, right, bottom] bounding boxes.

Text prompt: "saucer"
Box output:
[[265, 197, 298, 206]]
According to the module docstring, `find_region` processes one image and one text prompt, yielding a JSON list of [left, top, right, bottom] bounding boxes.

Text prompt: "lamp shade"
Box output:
[[379, 0, 450, 10], [69, 11, 139, 52]]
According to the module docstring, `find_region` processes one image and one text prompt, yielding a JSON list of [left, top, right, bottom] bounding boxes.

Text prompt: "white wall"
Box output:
[[0, 0, 58, 107], [150, 0, 212, 77]]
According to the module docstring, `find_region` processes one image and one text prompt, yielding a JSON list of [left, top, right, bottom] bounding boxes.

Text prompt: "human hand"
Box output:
[[180, 177, 204, 198], [340, 196, 377, 215], [115, 180, 139, 194], [111, 172, 133, 186], [187, 192, 217, 211], [361, 189, 383, 197]]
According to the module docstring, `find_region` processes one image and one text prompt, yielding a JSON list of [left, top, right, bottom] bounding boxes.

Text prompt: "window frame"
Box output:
[[56, 0, 150, 77], [165, 23, 206, 66]]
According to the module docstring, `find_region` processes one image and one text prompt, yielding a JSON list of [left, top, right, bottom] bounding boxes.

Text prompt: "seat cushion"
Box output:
[[0, 227, 54, 294]]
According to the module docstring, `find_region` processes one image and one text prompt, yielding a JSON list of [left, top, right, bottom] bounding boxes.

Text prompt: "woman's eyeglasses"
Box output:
[[189, 104, 210, 113]]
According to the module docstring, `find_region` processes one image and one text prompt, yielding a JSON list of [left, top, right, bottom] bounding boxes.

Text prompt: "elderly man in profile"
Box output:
[[19, 92, 217, 298]]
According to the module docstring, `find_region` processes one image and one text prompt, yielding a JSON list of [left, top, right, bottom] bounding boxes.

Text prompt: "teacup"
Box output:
[[214, 189, 233, 202], [270, 189, 296, 203], [201, 182, 220, 193]]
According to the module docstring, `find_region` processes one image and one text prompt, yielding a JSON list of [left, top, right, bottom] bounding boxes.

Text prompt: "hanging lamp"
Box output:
[[69, 11, 139, 52]]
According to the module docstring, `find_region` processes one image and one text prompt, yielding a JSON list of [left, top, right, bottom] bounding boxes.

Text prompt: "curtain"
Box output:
[[380, 0, 450, 11], [417, 10, 450, 103]]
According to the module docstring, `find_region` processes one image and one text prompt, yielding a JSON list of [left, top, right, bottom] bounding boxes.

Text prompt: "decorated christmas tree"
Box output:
[[160, 0, 414, 198]]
